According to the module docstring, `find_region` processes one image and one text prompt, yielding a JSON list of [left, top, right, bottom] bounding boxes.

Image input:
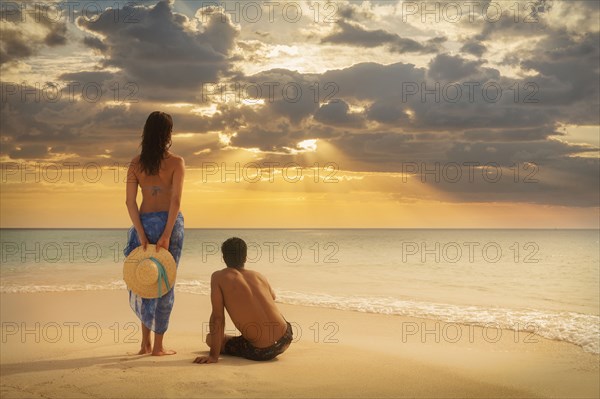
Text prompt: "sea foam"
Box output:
[[2, 280, 598, 354]]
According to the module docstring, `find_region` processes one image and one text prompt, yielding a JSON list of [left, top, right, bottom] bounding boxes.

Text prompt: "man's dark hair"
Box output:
[[221, 237, 247, 269]]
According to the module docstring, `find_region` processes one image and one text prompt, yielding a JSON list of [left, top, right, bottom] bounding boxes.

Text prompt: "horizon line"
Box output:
[[1, 227, 598, 230]]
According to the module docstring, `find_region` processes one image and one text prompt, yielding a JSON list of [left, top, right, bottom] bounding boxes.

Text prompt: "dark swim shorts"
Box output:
[[224, 322, 293, 361]]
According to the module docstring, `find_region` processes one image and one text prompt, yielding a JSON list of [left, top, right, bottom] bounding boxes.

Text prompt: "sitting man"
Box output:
[[194, 237, 293, 363]]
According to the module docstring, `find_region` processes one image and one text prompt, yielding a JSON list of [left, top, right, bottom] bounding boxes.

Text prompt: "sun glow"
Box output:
[[296, 139, 318, 152]]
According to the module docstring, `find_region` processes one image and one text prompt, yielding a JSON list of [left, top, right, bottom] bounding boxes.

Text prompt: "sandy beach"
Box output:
[[2, 0, 599, 397], [0, 291, 598, 398]]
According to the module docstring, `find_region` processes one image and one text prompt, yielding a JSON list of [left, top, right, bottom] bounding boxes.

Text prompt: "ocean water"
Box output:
[[1, 228, 598, 354]]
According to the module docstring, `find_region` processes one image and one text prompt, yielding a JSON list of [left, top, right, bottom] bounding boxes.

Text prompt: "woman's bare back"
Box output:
[[131, 152, 183, 213]]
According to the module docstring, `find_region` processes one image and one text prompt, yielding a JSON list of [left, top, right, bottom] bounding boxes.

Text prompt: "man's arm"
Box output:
[[194, 272, 225, 364]]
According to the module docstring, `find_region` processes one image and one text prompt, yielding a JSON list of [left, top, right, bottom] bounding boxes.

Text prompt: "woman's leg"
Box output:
[[152, 332, 176, 356], [139, 322, 152, 354], [151, 288, 176, 356]]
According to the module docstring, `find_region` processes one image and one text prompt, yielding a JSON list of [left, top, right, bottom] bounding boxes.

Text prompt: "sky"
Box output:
[[0, 0, 599, 228]]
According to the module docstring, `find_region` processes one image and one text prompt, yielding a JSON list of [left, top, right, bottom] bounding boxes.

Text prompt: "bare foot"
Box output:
[[136, 345, 152, 355], [152, 348, 177, 356]]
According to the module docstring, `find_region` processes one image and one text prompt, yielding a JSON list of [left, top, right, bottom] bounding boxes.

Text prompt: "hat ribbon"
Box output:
[[148, 256, 171, 297]]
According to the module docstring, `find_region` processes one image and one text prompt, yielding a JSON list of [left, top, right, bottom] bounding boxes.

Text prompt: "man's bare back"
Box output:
[[214, 267, 288, 347], [194, 237, 293, 364]]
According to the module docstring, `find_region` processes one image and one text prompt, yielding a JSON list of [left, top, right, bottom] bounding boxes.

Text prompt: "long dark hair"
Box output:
[[139, 111, 173, 175]]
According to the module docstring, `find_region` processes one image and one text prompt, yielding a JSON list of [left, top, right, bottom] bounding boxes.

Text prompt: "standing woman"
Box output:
[[124, 111, 185, 356]]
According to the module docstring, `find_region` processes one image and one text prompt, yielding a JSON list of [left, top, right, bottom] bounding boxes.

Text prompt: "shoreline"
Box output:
[[1, 291, 599, 398], [2, 284, 598, 356]]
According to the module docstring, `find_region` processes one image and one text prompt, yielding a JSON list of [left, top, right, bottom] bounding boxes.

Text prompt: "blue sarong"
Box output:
[[124, 211, 184, 334]]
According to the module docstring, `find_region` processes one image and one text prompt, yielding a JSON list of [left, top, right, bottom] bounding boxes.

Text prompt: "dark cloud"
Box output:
[[44, 23, 67, 46], [428, 53, 485, 81], [321, 21, 445, 54], [314, 100, 365, 127], [77, 1, 238, 94], [325, 132, 599, 206], [444, 140, 594, 167], [439, 141, 600, 207], [1, 0, 598, 210], [462, 126, 564, 141], [0, 6, 68, 65], [1, 82, 157, 162], [8, 144, 49, 160], [0, 30, 33, 64], [460, 39, 487, 57], [59, 71, 115, 84], [365, 101, 412, 125], [331, 132, 419, 166], [467, 1, 553, 42], [0, 78, 243, 165], [337, 3, 375, 21], [239, 68, 322, 124], [520, 31, 600, 112], [229, 125, 296, 152], [227, 47, 596, 207], [82, 36, 107, 52], [321, 61, 425, 101], [319, 59, 551, 132]]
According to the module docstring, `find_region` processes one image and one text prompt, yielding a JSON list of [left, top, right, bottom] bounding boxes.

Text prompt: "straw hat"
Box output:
[[123, 244, 177, 298]]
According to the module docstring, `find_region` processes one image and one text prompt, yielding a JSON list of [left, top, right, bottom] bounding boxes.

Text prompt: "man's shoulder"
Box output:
[[240, 268, 266, 281], [211, 268, 227, 278], [211, 268, 237, 281], [250, 269, 267, 281]]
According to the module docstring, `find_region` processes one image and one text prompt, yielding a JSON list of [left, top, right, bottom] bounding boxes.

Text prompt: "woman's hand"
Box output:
[[156, 234, 170, 253], [138, 232, 149, 250]]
